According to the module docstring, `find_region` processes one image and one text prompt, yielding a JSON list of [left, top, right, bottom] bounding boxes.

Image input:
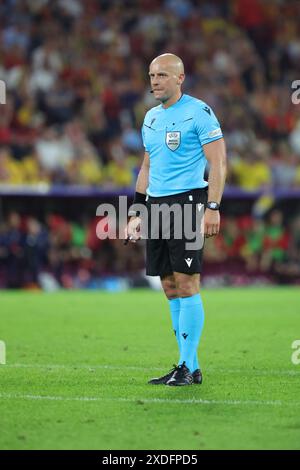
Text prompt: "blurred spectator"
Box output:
[[35, 126, 74, 173], [4, 212, 25, 288], [275, 216, 300, 279], [271, 141, 298, 189], [0, 0, 299, 190], [24, 217, 49, 285], [0, 208, 297, 289], [230, 148, 271, 191], [260, 209, 289, 272]]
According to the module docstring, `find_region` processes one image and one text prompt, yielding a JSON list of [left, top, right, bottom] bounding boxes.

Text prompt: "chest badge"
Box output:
[[166, 131, 181, 151]]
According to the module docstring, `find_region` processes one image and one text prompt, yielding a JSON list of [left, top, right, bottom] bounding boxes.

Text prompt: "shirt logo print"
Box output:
[[166, 131, 181, 151]]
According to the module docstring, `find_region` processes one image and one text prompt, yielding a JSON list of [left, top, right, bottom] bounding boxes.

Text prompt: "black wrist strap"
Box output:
[[128, 192, 147, 217], [133, 192, 147, 206]]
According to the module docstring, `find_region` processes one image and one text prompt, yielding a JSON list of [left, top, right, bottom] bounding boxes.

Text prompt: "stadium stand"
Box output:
[[0, 0, 300, 287]]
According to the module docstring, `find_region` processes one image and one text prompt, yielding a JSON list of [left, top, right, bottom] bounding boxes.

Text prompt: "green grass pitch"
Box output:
[[0, 288, 300, 450]]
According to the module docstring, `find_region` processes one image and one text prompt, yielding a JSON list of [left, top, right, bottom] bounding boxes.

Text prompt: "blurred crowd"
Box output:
[[0, 211, 145, 289], [0, 0, 300, 190], [0, 209, 299, 289], [204, 209, 300, 285], [1, 0, 300, 288]]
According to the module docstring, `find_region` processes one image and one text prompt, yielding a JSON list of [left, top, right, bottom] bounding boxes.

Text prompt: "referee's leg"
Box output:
[[148, 274, 182, 385], [173, 272, 205, 375], [160, 275, 181, 360], [161, 274, 177, 300], [173, 272, 200, 297]]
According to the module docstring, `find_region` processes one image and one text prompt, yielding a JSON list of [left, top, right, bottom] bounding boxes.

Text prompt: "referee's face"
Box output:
[[149, 60, 183, 104]]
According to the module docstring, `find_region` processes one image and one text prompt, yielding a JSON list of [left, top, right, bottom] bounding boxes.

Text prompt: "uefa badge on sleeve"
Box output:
[[166, 131, 181, 151]]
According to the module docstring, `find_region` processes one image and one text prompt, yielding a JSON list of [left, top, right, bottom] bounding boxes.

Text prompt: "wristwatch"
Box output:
[[206, 201, 220, 211]]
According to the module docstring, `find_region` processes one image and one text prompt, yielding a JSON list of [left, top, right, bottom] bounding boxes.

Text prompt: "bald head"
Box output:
[[149, 53, 185, 107], [150, 53, 185, 76]]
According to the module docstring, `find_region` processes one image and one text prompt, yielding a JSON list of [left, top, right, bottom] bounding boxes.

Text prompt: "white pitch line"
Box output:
[[1, 363, 300, 376], [2, 363, 163, 371], [0, 392, 297, 407]]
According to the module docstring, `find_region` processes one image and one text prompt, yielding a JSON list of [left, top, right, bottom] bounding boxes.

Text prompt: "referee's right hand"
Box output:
[[124, 216, 142, 243]]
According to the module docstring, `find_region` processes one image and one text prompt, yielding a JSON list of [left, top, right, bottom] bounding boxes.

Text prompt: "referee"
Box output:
[[125, 53, 227, 386]]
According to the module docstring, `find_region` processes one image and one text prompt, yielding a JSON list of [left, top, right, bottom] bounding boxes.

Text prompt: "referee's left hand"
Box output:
[[204, 209, 220, 238]]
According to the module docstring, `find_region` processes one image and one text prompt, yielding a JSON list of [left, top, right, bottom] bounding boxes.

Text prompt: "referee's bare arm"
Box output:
[[136, 151, 150, 194], [203, 138, 227, 238], [125, 152, 150, 242]]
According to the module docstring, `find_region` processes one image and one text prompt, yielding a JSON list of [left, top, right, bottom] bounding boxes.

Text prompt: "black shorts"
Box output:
[[145, 187, 208, 277]]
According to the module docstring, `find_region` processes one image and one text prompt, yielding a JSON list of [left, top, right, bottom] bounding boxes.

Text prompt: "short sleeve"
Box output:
[[194, 104, 223, 146]]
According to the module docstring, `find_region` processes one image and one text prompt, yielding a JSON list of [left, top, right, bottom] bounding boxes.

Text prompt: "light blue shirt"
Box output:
[[141, 94, 223, 197]]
